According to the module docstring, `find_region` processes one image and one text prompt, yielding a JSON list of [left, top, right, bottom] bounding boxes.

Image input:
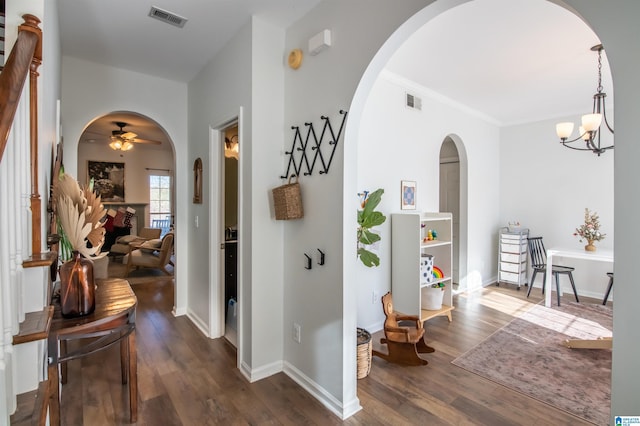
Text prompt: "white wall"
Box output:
[[500, 116, 614, 299], [60, 56, 188, 312], [284, 0, 434, 417], [356, 71, 501, 331], [187, 17, 287, 377], [186, 23, 253, 341]]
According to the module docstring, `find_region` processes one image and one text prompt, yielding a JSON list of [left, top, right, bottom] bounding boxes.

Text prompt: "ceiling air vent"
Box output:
[[406, 93, 422, 111], [148, 6, 188, 28]]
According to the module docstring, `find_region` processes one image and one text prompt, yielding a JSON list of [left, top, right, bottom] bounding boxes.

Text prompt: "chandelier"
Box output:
[[555, 44, 614, 156]]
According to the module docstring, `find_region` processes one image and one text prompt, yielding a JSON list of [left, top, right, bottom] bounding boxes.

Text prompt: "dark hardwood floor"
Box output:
[[44, 269, 604, 425]]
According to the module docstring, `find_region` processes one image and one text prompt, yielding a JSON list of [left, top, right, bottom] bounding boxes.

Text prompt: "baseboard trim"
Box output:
[[283, 361, 362, 419]]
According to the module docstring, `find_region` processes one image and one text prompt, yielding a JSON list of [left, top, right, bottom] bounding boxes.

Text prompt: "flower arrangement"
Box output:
[[53, 171, 107, 261], [574, 208, 605, 244]]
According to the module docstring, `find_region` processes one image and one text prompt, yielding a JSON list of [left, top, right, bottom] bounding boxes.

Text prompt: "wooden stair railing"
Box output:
[[0, 13, 43, 255]]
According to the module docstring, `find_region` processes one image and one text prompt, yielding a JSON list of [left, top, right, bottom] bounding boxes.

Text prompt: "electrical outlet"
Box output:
[[293, 323, 301, 343], [372, 290, 379, 304]]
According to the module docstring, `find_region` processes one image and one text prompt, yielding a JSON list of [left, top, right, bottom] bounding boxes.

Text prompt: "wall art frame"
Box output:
[[401, 180, 416, 210], [193, 157, 203, 204], [87, 160, 125, 202]]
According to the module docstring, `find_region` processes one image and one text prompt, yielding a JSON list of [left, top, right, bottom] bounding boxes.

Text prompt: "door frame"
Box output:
[[209, 108, 244, 369]]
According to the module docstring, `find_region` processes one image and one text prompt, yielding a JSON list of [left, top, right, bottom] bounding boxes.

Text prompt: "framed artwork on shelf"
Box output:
[[401, 180, 416, 210], [87, 161, 125, 202]]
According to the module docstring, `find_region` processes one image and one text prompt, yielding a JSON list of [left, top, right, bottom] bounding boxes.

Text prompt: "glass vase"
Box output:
[[59, 251, 96, 317]]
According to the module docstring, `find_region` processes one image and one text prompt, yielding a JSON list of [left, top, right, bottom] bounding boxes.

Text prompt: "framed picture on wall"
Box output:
[[401, 180, 416, 210], [87, 160, 125, 202], [193, 157, 203, 204]]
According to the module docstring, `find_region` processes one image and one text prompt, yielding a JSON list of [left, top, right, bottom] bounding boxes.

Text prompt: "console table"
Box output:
[[47, 278, 138, 425]]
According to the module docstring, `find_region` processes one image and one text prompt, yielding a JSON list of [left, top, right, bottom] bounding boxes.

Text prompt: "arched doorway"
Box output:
[[77, 111, 177, 306], [346, 0, 613, 417], [439, 136, 468, 292]]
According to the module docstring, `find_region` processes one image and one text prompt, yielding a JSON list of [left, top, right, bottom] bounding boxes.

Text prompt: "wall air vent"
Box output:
[[406, 93, 422, 111], [148, 6, 188, 28]]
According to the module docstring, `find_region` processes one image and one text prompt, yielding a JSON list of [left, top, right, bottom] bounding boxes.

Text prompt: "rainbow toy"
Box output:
[[432, 266, 444, 279]]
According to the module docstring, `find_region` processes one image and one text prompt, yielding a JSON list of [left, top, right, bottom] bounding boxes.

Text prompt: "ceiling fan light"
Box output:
[[122, 141, 134, 151], [581, 113, 602, 132], [109, 140, 122, 150], [556, 122, 574, 139]]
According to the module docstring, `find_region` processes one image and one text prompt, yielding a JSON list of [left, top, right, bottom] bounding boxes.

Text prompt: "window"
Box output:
[[149, 175, 172, 236]]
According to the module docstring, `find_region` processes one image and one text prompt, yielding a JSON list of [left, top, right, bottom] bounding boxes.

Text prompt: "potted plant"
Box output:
[[357, 188, 386, 267], [574, 208, 605, 252]]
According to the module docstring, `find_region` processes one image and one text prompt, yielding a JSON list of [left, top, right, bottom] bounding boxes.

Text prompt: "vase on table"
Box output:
[[585, 239, 597, 252], [59, 251, 96, 318]]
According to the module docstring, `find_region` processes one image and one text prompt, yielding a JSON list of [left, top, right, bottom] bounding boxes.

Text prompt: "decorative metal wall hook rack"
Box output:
[[281, 110, 347, 179]]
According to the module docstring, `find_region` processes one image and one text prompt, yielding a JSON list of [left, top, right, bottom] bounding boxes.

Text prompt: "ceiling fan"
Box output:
[[108, 121, 161, 151]]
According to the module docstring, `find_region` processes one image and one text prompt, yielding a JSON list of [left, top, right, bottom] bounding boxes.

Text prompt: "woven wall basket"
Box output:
[[272, 175, 304, 220]]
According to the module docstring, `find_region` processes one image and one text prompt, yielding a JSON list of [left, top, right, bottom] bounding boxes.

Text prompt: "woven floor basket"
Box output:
[[357, 328, 372, 379], [272, 176, 304, 220]]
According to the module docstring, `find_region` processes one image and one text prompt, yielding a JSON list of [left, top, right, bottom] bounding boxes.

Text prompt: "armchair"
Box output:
[[110, 227, 162, 260], [372, 292, 434, 366], [125, 232, 174, 277]]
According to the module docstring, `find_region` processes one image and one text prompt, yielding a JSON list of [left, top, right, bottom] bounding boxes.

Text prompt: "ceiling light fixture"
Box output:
[[555, 44, 614, 156], [109, 139, 134, 151]]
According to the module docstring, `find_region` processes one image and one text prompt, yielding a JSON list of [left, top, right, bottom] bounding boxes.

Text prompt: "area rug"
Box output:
[[452, 301, 612, 425], [106, 259, 174, 285]]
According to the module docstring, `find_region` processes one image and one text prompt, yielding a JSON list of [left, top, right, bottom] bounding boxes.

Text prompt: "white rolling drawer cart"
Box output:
[[497, 227, 529, 289]]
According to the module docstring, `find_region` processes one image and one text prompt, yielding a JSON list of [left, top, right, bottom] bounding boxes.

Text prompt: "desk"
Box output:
[[47, 278, 138, 425], [545, 247, 614, 308]]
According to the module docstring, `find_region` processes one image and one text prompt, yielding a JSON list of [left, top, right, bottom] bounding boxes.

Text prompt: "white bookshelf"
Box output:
[[391, 212, 454, 322]]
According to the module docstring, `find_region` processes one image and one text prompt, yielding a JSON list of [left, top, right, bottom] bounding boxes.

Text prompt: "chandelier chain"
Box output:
[[597, 48, 603, 94]]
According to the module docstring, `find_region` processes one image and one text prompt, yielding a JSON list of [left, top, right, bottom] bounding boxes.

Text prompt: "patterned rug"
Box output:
[[452, 301, 612, 425]]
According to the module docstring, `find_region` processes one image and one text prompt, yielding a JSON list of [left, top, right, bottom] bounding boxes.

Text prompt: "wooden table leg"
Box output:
[[128, 330, 138, 423], [120, 335, 129, 384], [47, 361, 60, 426], [60, 340, 68, 385]]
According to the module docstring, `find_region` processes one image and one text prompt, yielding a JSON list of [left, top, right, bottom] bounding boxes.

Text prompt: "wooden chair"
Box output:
[[125, 233, 174, 277], [372, 292, 433, 366], [527, 236, 579, 306], [602, 272, 613, 305]]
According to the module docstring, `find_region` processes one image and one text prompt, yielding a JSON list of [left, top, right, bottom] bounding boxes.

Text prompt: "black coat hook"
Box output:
[[304, 253, 312, 270], [317, 249, 325, 265]]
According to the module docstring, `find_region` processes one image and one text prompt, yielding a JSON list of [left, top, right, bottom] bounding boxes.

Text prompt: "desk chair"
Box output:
[[602, 272, 614, 305], [527, 237, 579, 306]]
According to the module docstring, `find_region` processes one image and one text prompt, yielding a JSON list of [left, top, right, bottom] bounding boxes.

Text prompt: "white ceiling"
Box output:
[[62, 0, 613, 145], [385, 0, 611, 126], [58, 0, 324, 82]]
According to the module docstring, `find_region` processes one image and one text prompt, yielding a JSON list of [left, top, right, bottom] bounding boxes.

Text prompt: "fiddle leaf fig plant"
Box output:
[[357, 188, 386, 267]]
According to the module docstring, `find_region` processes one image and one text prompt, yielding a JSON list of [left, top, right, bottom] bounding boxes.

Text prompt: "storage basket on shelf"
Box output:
[[272, 175, 304, 220], [356, 327, 372, 379], [421, 285, 445, 310]]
